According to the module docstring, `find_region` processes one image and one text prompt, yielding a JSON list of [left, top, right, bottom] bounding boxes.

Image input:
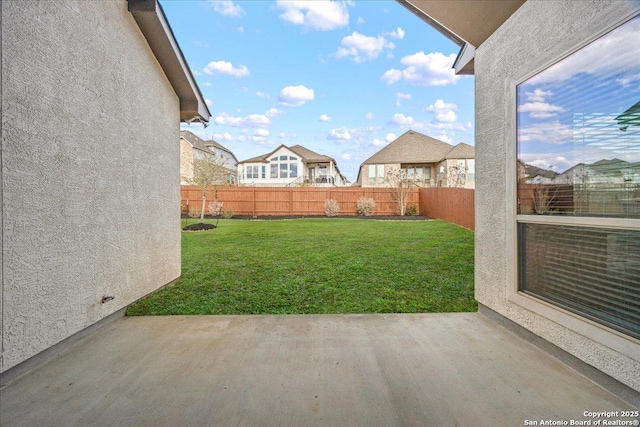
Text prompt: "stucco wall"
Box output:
[[475, 0, 640, 391], [1, 1, 181, 371]]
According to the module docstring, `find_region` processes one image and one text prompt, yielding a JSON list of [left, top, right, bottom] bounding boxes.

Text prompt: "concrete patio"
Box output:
[[0, 313, 635, 426]]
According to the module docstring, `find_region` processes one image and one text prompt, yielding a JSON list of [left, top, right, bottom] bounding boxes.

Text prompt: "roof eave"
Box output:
[[128, 0, 211, 123]]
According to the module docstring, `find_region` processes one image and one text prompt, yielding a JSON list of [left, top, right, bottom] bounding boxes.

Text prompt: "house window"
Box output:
[[261, 166, 266, 179], [270, 155, 299, 179], [467, 160, 475, 181], [367, 164, 384, 184], [516, 15, 640, 338], [246, 165, 260, 179], [401, 165, 431, 181]]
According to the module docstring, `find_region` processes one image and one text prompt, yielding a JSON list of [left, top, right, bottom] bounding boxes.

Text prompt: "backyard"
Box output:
[[127, 218, 476, 315]]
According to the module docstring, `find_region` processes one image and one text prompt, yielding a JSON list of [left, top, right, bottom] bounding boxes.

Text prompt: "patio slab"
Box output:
[[0, 313, 635, 426]]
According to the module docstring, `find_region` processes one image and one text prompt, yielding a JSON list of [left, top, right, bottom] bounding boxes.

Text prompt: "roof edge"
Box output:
[[396, 0, 474, 75], [128, 0, 211, 123]]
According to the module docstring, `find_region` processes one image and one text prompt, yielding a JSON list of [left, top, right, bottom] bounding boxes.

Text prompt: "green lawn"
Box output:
[[127, 218, 476, 315]]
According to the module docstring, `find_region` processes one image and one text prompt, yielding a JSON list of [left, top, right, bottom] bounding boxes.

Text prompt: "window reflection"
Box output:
[[517, 16, 640, 218]]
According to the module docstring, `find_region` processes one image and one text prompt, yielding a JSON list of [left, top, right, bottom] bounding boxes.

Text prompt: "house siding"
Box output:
[[475, 0, 640, 391], [1, 1, 181, 371]]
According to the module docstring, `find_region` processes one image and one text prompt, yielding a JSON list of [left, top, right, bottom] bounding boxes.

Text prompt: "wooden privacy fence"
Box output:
[[181, 186, 419, 217], [419, 188, 475, 230]]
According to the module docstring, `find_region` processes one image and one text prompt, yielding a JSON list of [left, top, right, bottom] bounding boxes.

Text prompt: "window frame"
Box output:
[[506, 12, 640, 348]]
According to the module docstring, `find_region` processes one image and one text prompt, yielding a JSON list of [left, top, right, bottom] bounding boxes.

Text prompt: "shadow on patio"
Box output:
[[0, 312, 633, 426]]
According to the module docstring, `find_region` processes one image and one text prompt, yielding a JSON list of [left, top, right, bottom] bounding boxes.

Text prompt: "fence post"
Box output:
[[252, 187, 256, 218], [289, 187, 293, 215]]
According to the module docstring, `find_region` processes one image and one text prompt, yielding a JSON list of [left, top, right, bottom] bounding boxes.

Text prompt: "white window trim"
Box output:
[[505, 11, 640, 356]]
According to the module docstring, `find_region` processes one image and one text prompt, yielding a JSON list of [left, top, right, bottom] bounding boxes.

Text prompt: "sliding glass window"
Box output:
[[516, 15, 640, 338]]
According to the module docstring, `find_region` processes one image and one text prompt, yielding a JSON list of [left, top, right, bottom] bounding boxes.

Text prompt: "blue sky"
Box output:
[[169, 0, 475, 182]]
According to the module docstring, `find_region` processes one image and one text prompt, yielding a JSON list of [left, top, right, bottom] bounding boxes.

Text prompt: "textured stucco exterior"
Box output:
[[1, 1, 181, 371], [475, 0, 640, 391]]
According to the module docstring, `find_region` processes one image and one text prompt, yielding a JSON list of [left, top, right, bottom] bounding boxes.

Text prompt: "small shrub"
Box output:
[[221, 210, 234, 219], [324, 199, 340, 217], [405, 204, 418, 216], [356, 197, 375, 216], [208, 201, 224, 216], [187, 205, 201, 219]]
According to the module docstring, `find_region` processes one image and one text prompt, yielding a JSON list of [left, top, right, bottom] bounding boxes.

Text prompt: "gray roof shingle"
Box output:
[[362, 130, 474, 164]]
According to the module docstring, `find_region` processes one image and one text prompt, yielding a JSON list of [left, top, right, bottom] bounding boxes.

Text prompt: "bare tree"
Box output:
[[446, 164, 468, 188], [385, 168, 415, 216], [183, 156, 230, 222]]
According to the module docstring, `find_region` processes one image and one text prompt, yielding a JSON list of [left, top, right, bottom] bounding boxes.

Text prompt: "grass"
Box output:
[[127, 218, 476, 315]]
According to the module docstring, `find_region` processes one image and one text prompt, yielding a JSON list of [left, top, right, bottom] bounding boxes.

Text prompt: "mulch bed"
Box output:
[[219, 215, 431, 221], [182, 223, 217, 231]]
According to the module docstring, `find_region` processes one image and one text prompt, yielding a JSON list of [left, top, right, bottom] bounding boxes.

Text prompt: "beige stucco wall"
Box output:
[[1, 1, 181, 372], [475, 0, 640, 391]]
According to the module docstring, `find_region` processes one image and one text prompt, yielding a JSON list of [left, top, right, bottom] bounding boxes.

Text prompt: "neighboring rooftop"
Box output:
[[362, 130, 474, 165], [238, 144, 335, 165], [180, 131, 237, 162]]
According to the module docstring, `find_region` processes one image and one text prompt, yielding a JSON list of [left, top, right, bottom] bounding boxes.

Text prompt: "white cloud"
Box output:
[[341, 153, 352, 160], [202, 82, 213, 87], [519, 154, 576, 174], [209, 1, 244, 17], [518, 120, 573, 144], [205, 99, 213, 107], [395, 92, 411, 106], [518, 102, 565, 119], [434, 133, 453, 144], [237, 26, 244, 33], [364, 112, 375, 120], [384, 27, 404, 39], [213, 132, 233, 141], [327, 127, 352, 141], [381, 69, 402, 85], [357, 16, 364, 25], [528, 17, 640, 85], [237, 135, 247, 142], [278, 132, 286, 138], [203, 61, 250, 77], [265, 108, 283, 118], [385, 133, 397, 142], [390, 113, 414, 126], [276, 0, 350, 31], [382, 51, 459, 86], [525, 89, 552, 103], [372, 139, 386, 147], [254, 128, 270, 137], [256, 91, 270, 99], [427, 99, 458, 123], [214, 112, 271, 127], [278, 85, 314, 107], [319, 114, 332, 122], [336, 31, 394, 63]]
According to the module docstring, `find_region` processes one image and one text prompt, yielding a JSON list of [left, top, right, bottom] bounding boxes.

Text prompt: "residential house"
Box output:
[[399, 0, 640, 397], [1, 0, 209, 380], [237, 144, 349, 187], [180, 131, 238, 185], [356, 130, 475, 188]]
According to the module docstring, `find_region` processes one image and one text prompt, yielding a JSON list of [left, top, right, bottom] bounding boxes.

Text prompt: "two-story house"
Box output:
[[180, 131, 238, 185], [237, 144, 349, 187]]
